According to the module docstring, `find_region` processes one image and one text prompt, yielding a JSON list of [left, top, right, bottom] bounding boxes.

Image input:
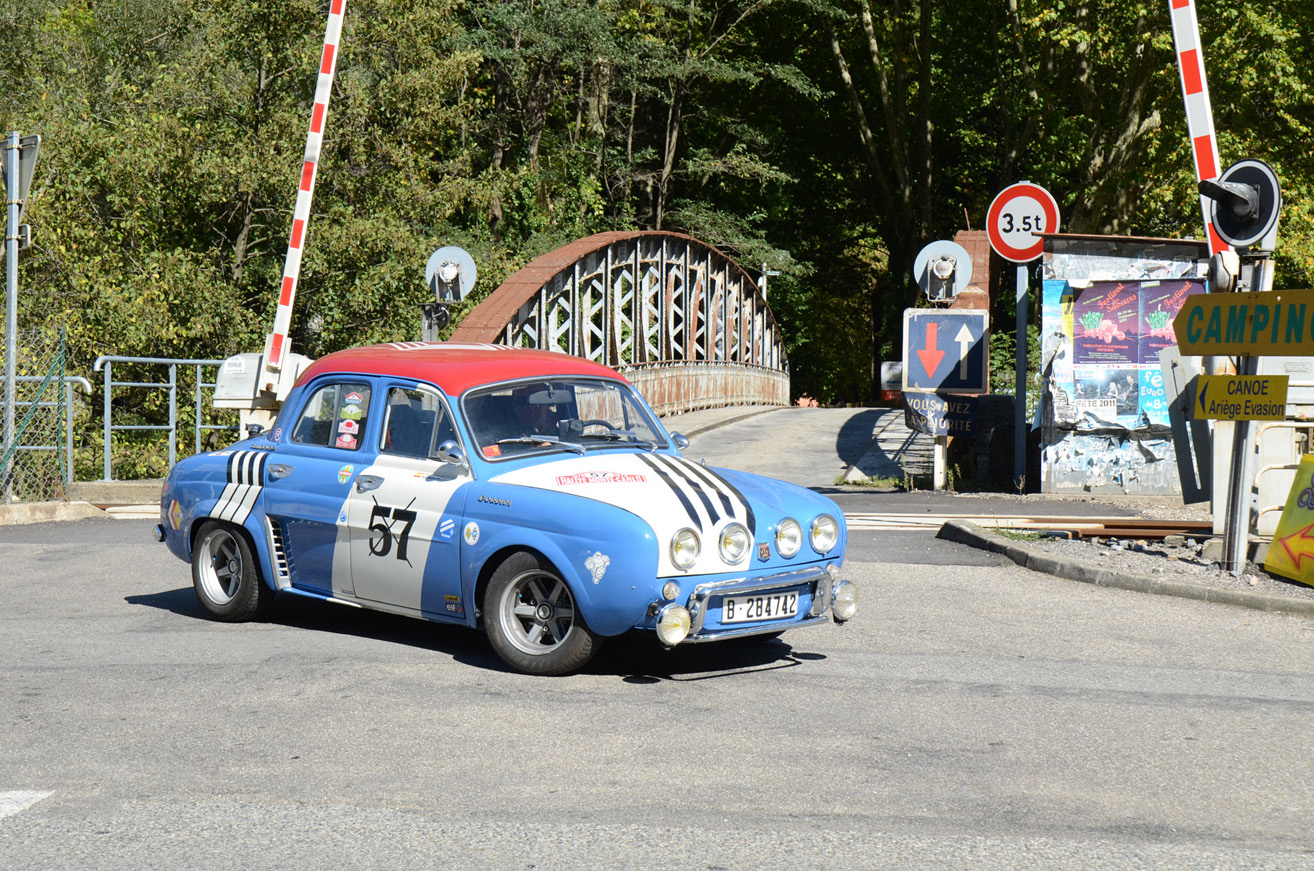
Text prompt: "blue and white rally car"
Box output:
[[158, 342, 857, 675]]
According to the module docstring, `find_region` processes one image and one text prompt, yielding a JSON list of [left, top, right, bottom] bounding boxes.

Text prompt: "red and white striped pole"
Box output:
[[262, 0, 347, 391], [1167, 0, 1229, 256]]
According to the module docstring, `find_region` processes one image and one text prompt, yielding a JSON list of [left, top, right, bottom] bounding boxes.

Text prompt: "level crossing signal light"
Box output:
[[422, 246, 478, 337], [912, 240, 973, 303], [1198, 158, 1282, 250]]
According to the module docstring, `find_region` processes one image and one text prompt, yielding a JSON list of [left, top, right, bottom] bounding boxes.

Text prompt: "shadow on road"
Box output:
[[125, 586, 821, 680], [834, 408, 884, 466]]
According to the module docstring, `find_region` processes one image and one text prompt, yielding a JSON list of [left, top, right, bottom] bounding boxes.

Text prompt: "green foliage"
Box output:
[[1, 0, 1312, 459], [989, 321, 1042, 419]]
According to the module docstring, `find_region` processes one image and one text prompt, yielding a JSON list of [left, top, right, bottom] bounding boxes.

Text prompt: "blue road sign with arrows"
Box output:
[[901, 310, 989, 393]]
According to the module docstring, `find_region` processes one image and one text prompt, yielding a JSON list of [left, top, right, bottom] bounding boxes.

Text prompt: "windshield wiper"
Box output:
[[583, 429, 656, 451], [496, 435, 586, 455]]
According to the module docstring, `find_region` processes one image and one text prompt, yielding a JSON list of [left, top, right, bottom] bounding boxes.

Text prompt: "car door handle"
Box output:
[[355, 475, 383, 493], [268, 463, 293, 480]]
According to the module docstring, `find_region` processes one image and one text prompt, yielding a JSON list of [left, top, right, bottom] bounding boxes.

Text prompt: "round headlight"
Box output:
[[832, 580, 858, 622], [775, 517, 802, 558], [810, 514, 839, 554], [655, 604, 692, 646], [670, 528, 700, 570], [718, 523, 751, 564], [662, 581, 682, 602]]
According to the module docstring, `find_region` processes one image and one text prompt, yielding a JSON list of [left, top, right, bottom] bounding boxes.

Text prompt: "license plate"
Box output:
[[721, 591, 799, 624]]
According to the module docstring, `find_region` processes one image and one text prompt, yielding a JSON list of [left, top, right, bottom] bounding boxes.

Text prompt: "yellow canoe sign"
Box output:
[[1192, 374, 1288, 420], [1265, 454, 1314, 587], [1172, 288, 1314, 355]]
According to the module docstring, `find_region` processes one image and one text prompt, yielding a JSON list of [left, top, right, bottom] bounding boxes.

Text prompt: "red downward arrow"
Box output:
[[917, 322, 946, 376]]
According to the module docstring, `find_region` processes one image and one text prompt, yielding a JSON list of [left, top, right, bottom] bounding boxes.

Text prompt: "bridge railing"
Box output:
[[625, 362, 789, 416]]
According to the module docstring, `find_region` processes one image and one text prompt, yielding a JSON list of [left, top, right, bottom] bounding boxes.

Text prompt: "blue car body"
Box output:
[[159, 342, 855, 674]]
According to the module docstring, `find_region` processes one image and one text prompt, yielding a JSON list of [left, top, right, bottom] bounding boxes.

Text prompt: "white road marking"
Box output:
[[0, 790, 52, 820], [106, 505, 160, 519]]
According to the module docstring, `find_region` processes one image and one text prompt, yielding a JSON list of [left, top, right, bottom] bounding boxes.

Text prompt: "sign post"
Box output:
[[1184, 159, 1284, 574], [2, 131, 39, 503], [901, 309, 989, 489], [987, 182, 1060, 491]]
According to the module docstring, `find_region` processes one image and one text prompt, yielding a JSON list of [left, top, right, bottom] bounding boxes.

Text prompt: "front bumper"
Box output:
[[676, 564, 851, 644]]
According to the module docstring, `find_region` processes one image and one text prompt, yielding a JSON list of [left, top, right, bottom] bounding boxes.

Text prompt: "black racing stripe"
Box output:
[[651, 454, 720, 525], [213, 451, 243, 518], [691, 461, 756, 536], [672, 456, 736, 518], [250, 450, 267, 484], [637, 454, 702, 530], [240, 451, 258, 485]]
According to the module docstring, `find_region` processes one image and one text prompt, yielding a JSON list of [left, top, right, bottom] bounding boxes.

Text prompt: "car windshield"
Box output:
[[464, 378, 666, 460]]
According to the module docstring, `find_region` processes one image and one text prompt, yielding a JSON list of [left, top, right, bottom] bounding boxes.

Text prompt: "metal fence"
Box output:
[[92, 356, 237, 481], [0, 330, 84, 502]]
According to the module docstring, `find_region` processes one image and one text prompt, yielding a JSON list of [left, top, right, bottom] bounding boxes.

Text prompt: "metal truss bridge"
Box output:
[[450, 232, 789, 415]]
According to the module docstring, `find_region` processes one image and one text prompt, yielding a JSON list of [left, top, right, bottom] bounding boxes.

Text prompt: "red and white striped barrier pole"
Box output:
[[262, 0, 346, 391], [1167, 0, 1229, 256]]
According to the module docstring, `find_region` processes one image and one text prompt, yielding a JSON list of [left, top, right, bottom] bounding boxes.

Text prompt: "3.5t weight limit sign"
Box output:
[[987, 182, 1060, 263]]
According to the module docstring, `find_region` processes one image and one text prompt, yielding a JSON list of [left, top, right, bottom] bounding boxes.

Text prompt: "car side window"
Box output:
[[381, 387, 451, 458], [289, 382, 371, 451]]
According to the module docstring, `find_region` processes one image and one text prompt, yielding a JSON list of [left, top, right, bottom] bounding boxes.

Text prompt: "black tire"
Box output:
[[191, 521, 275, 621], [483, 552, 601, 676]]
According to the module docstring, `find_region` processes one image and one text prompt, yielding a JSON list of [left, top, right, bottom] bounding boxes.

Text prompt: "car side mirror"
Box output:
[[434, 439, 468, 468], [670, 432, 690, 450]]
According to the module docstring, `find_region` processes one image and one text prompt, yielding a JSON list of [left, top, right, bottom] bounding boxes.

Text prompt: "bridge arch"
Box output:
[[450, 231, 789, 415]]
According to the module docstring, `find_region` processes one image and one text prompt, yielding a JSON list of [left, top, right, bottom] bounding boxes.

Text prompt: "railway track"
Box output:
[[844, 513, 1215, 540]]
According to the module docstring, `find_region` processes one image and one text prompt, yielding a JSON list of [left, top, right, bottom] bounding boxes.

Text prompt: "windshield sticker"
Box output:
[[340, 404, 362, 421], [338, 419, 360, 435], [335, 434, 358, 450], [344, 391, 364, 404], [483, 445, 502, 458], [557, 471, 647, 486]]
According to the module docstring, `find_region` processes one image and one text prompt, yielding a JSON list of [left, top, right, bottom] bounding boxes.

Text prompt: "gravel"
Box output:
[[995, 496, 1314, 604]]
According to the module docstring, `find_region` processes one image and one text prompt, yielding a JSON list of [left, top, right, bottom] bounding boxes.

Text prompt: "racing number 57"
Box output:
[[369, 503, 417, 561]]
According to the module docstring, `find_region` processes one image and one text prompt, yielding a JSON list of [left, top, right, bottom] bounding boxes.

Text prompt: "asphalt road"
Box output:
[[3, 512, 1313, 870]]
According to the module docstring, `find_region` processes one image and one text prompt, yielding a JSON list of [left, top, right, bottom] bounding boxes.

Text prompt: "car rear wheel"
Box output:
[[484, 552, 600, 676], [192, 521, 275, 621]]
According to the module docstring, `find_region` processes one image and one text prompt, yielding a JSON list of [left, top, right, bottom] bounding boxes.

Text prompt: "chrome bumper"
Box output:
[[681, 564, 841, 643]]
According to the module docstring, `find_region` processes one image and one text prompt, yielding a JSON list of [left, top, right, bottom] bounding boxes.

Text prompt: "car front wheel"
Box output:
[[484, 552, 601, 676], [191, 521, 275, 621]]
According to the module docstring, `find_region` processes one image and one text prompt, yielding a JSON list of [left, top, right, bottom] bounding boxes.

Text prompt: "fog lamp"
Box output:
[[655, 604, 692, 646], [832, 580, 858, 622]]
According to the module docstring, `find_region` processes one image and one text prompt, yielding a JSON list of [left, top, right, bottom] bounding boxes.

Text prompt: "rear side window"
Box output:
[[290, 382, 371, 451]]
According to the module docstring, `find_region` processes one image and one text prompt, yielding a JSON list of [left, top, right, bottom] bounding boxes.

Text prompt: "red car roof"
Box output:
[[295, 342, 630, 396]]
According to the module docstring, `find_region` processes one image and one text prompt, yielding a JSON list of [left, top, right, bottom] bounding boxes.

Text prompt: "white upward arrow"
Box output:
[[956, 324, 974, 378]]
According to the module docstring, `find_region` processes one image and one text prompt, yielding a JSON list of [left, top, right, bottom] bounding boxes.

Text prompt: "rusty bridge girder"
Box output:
[[450, 231, 789, 415]]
